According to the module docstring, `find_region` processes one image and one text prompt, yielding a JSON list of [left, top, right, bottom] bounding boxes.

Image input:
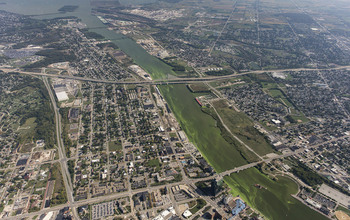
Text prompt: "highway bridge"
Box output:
[[2, 65, 350, 85]]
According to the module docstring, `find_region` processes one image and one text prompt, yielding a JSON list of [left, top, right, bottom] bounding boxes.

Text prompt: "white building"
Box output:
[[183, 210, 192, 218], [55, 91, 69, 101]]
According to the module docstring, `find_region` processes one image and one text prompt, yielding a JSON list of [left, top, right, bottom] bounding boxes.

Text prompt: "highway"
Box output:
[[42, 76, 78, 219], [2, 66, 348, 219], [2, 65, 350, 86]]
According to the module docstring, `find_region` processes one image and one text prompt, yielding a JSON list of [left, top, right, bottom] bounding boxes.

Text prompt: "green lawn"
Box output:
[[213, 100, 274, 156], [188, 200, 197, 209], [108, 140, 122, 151], [290, 114, 309, 123], [169, 133, 177, 138], [280, 97, 294, 108], [189, 199, 207, 214], [266, 88, 294, 108], [147, 158, 161, 168], [268, 88, 284, 97], [224, 168, 329, 220]]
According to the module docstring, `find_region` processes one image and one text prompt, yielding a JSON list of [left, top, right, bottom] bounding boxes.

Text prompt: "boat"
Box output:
[[195, 97, 202, 106]]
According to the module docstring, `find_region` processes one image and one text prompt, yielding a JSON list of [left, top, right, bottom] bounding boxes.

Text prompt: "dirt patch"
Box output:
[[336, 211, 350, 220]]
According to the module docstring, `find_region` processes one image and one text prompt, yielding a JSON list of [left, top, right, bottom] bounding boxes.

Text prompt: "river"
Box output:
[[0, 1, 330, 219], [0, 0, 172, 79]]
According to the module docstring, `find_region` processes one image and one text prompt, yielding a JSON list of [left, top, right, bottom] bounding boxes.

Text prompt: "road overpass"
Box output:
[[2, 65, 350, 85]]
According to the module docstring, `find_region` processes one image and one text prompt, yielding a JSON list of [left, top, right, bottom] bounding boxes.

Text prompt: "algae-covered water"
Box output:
[[0, 1, 329, 219]]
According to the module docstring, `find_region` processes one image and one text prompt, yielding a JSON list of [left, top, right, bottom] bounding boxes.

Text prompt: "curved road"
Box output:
[[1, 66, 348, 219], [2, 65, 350, 85], [42, 76, 78, 219]]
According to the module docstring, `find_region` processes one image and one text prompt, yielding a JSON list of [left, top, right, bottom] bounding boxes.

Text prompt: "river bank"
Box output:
[[0, 1, 330, 219]]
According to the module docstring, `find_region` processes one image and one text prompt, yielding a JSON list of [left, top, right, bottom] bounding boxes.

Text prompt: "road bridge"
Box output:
[[2, 65, 350, 85]]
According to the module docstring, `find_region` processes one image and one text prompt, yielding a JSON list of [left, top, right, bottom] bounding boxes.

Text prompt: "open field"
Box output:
[[19, 142, 35, 153], [202, 107, 259, 163], [224, 168, 329, 220], [50, 163, 67, 206], [336, 206, 350, 218], [17, 117, 37, 139], [108, 140, 122, 151], [335, 211, 350, 220], [213, 100, 274, 156], [266, 88, 294, 108], [147, 158, 161, 169], [187, 83, 210, 93]]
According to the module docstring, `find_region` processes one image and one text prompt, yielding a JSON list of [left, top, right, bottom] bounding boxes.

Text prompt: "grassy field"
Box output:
[[147, 158, 161, 168], [289, 114, 309, 123], [50, 163, 67, 206], [17, 117, 37, 139], [224, 168, 329, 220], [108, 140, 122, 151], [189, 199, 207, 214], [213, 100, 274, 156], [187, 84, 210, 93], [169, 132, 177, 138], [159, 84, 247, 173], [202, 107, 260, 163], [20, 142, 35, 153], [268, 88, 283, 97], [267, 88, 294, 108], [34, 167, 50, 190]]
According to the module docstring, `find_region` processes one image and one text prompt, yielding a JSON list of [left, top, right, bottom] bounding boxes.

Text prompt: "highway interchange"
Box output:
[[1, 65, 350, 86]]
